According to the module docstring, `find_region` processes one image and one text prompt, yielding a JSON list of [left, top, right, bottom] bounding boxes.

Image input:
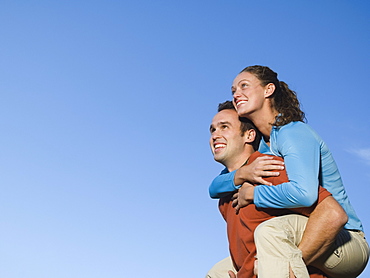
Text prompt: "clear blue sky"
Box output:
[[0, 1, 369, 277]]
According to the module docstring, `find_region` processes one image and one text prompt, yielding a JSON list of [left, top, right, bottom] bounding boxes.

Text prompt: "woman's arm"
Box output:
[[209, 153, 285, 199], [234, 155, 285, 186], [254, 123, 321, 208], [209, 169, 238, 199]]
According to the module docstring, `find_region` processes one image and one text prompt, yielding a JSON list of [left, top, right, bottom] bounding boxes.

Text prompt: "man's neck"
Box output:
[[226, 154, 252, 172]]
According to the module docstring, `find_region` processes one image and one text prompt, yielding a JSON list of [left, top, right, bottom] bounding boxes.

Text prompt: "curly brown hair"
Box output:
[[239, 65, 306, 126]]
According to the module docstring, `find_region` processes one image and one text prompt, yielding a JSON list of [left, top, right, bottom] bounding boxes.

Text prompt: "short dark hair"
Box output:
[[217, 101, 261, 151], [217, 101, 235, 111]]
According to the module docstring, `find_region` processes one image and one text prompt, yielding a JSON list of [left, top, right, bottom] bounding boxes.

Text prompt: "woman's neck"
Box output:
[[248, 108, 278, 142]]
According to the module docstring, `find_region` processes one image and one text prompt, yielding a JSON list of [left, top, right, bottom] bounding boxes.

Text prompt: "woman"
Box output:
[[209, 65, 369, 278]]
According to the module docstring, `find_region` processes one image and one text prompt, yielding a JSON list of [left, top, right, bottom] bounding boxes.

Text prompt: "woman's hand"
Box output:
[[232, 182, 255, 213], [234, 156, 284, 186]]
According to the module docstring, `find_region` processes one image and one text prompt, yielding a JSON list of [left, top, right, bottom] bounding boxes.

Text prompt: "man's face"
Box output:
[[209, 109, 247, 167]]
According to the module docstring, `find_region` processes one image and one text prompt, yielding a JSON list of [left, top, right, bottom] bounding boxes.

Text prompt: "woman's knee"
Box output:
[[254, 217, 284, 243]]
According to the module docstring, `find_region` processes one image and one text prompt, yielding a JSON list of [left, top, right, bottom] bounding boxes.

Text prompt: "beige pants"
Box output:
[[206, 256, 236, 278], [254, 215, 370, 278]]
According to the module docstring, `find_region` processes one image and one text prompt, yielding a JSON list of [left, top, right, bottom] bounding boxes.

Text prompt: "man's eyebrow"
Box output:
[[210, 121, 232, 131]]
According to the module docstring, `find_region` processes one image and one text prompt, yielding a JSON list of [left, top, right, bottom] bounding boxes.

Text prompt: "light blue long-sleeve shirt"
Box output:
[[209, 121, 363, 231]]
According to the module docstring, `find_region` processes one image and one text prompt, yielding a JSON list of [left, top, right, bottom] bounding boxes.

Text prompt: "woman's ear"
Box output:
[[264, 83, 276, 98]]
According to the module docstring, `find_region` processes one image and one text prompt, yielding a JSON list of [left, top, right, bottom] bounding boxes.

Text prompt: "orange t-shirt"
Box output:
[[219, 152, 331, 278]]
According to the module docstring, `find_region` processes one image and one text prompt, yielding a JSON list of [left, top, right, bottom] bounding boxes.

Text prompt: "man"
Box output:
[[206, 101, 348, 278]]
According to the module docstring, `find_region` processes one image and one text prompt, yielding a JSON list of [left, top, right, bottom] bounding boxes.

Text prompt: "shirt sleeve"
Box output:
[[291, 186, 332, 216], [254, 124, 321, 208], [209, 169, 240, 199]]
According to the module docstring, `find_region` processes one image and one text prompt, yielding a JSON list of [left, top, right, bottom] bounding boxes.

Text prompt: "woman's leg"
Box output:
[[254, 215, 310, 278], [206, 256, 236, 278], [313, 230, 369, 278]]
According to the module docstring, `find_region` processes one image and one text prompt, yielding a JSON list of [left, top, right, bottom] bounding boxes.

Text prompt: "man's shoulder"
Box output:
[[248, 151, 288, 185], [248, 151, 283, 164]]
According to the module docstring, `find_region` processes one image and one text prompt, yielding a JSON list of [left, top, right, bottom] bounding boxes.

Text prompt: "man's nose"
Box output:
[[212, 129, 221, 140]]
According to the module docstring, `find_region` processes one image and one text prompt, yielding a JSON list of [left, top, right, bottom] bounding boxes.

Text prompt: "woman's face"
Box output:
[[231, 72, 267, 117]]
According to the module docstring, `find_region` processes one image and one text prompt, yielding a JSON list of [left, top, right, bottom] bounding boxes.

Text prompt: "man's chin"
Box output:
[[213, 154, 225, 164]]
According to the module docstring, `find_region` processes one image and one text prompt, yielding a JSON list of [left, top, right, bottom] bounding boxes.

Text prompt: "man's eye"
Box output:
[[241, 83, 247, 88]]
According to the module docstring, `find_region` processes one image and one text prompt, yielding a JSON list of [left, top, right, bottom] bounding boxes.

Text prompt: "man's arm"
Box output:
[[299, 196, 348, 265], [234, 152, 347, 267]]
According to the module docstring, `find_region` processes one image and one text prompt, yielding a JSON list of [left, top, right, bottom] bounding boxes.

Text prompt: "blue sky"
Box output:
[[0, 1, 369, 277]]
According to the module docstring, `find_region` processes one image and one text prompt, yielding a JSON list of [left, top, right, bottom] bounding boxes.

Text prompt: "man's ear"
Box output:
[[264, 83, 275, 98], [244, 129, 256, 143]]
